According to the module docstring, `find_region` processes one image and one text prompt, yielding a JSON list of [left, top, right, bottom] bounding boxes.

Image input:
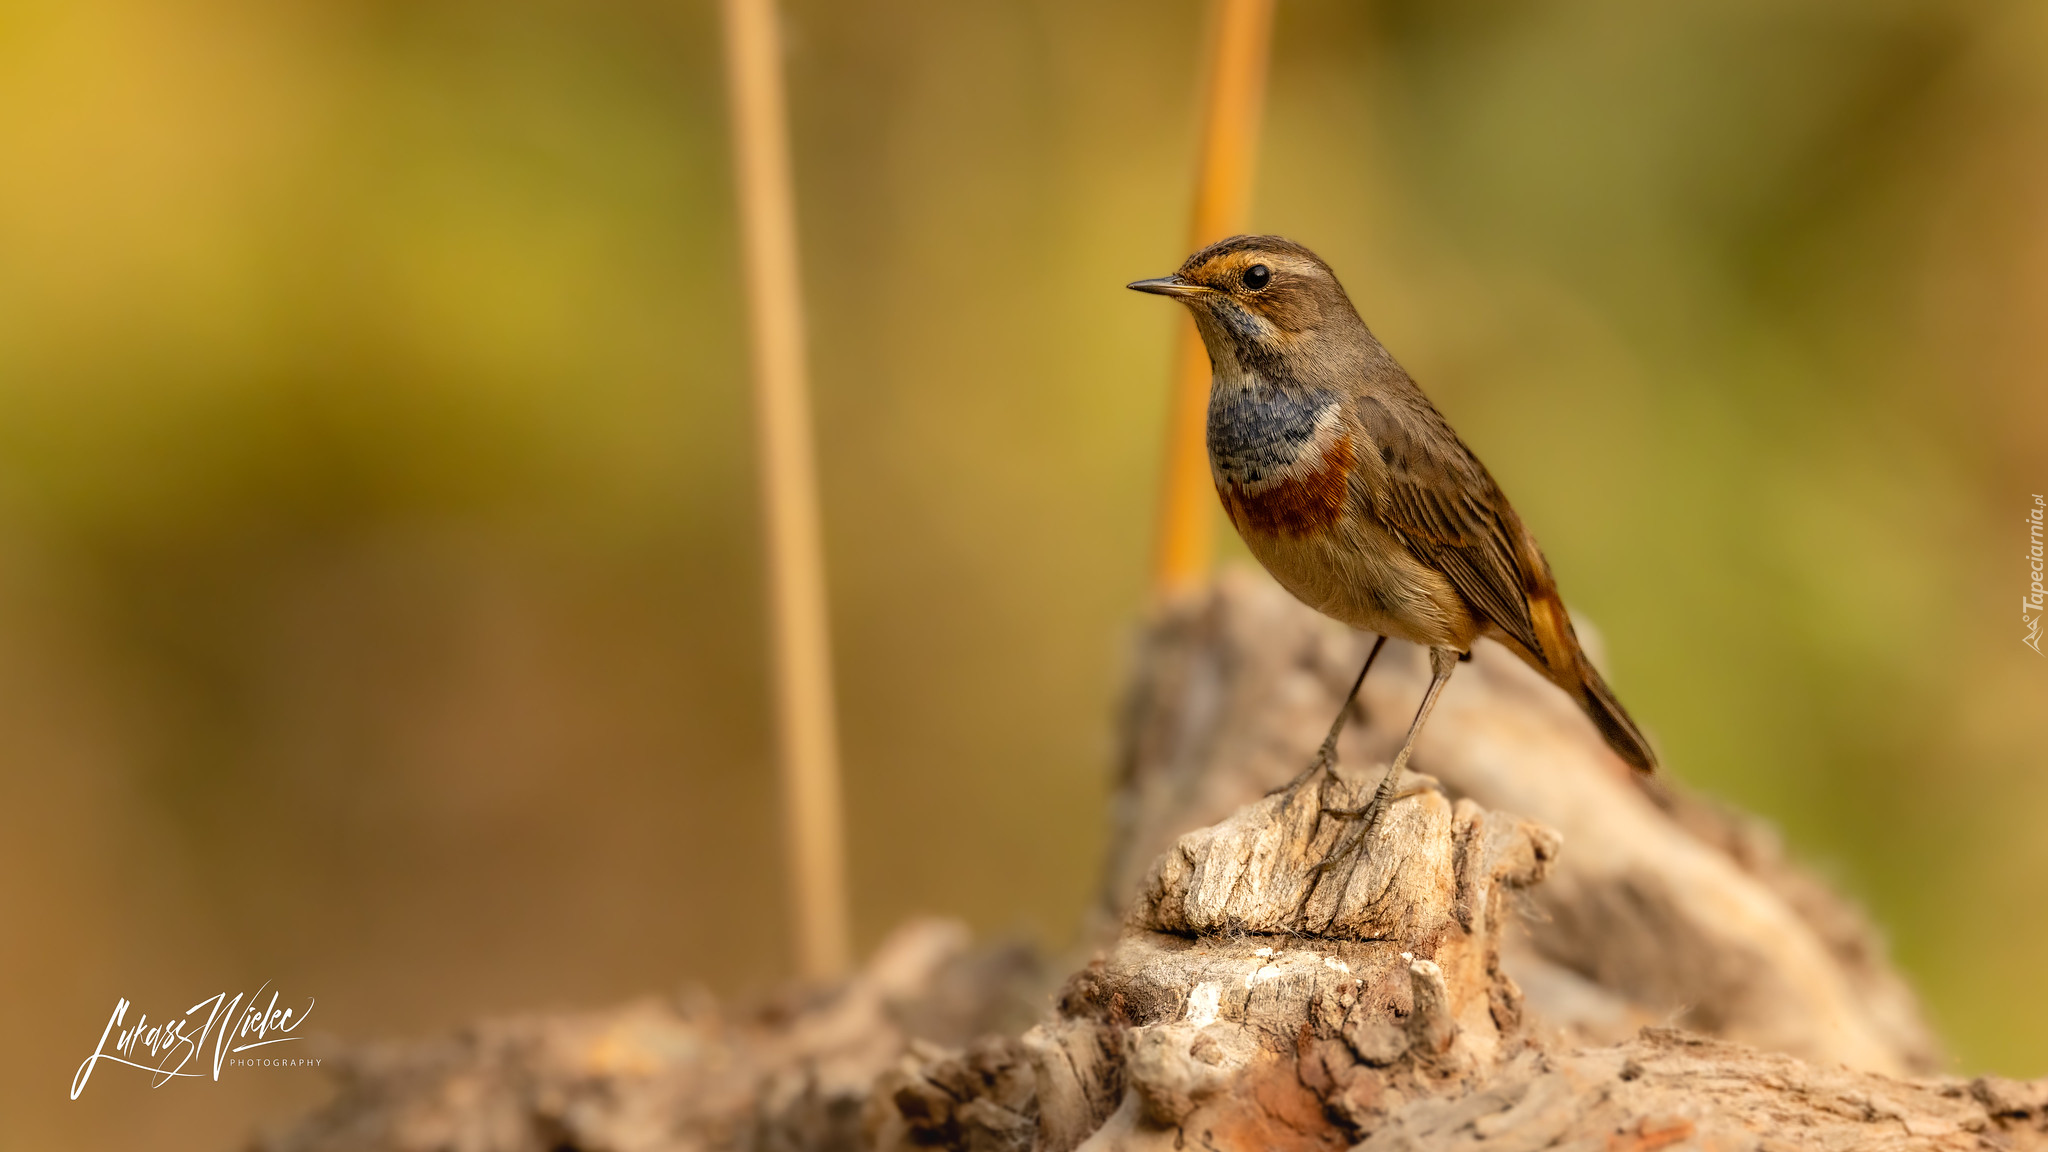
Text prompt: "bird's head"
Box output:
[[1127, 235, 1367, 376]]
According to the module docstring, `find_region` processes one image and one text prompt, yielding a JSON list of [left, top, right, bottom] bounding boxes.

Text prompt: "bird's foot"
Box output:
[[1293, 771, 1443, 921], [1292, 822, 1374, 922], [1268, 734, 1342, 798], [1319, 773, 1443, 820]]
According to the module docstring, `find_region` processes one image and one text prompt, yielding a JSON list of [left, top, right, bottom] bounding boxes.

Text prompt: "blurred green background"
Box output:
[[4, 0, 2045, 1147]]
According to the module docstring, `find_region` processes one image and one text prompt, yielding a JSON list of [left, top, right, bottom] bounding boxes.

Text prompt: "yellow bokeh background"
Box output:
[[3, 1, 2045, 1148]]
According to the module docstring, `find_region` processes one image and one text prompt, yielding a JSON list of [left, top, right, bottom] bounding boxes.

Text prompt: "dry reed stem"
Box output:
[[1152, 0, 1278, 598], [721, 0, 850, 980]]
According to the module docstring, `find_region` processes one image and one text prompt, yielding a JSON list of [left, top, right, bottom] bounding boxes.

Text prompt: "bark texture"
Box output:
[[262, 570, 2044, 1152], [260, 921, 1041, 1152], [1107, 568, 1939, 1076]]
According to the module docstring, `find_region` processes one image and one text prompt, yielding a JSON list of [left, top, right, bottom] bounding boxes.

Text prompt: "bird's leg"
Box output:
[[1274, 635, 1386, 797], [1316, 645, 1462, 869]]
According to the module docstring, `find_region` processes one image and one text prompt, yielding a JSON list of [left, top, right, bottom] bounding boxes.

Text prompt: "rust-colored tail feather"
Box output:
[[1525, 588, 1658, 773]]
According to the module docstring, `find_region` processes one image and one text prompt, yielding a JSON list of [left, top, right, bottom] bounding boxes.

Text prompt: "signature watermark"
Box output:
[[2027, 495, 2045, 656], [70, 983, 316, 1099]]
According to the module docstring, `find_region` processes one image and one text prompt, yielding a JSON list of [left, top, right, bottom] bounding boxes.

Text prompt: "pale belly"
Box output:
[[1236, 513, 1478, 651]]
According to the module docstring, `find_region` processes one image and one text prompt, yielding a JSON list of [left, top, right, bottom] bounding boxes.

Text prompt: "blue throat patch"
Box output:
[[1208, 381, 1337, 489]]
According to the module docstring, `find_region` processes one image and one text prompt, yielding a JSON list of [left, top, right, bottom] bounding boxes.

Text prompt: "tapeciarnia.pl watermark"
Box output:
[[2027, 494, 2045, 655], [70, 983, 316, 1098]]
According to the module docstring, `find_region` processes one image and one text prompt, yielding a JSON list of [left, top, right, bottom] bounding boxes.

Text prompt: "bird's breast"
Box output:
[[1208, 383, 1354, 538]]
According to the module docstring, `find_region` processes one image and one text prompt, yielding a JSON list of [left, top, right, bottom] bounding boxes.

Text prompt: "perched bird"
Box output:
[[1130, 236, 1656, 840]]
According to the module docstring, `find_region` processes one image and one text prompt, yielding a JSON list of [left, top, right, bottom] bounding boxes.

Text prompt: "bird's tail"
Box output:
[[1572, 654, 1657, 774], [1526, 592, 1658, 774]]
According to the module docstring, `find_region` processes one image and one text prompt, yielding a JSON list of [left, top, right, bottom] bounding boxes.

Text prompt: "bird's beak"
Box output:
[[1126, 275, 1214, 299]]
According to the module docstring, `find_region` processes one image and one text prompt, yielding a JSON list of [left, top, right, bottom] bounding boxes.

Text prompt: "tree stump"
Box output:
[[264, 570, 2045, 1152], [1108, 568, 1939, 1076]]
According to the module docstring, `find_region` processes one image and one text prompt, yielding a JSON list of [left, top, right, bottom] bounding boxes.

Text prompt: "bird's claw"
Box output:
[[1268, 737, 1341, 798]]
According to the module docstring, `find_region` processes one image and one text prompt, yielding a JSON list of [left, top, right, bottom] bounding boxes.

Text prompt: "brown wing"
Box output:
[[1349, 392, 1546, 660]]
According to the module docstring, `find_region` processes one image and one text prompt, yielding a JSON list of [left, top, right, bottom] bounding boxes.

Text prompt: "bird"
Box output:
[[1129, 235, 1656, 848]]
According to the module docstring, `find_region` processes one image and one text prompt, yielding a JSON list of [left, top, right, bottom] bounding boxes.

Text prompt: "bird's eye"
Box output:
[[1242, 263, 1271, 290]]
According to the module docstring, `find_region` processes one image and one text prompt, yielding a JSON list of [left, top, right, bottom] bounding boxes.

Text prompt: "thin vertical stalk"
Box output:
[[720, 0, 850, 980], [1152, 0, 1278, 598]]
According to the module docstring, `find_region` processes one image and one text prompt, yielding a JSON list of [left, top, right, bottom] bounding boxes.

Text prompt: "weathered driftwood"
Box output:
[[870, 774, 1555, 1152], [1107, 567, 1940, 1076], [263, 569, 2046, 1152], [259, 921, 1041, 1152], [871, 771, 2045, 1152]]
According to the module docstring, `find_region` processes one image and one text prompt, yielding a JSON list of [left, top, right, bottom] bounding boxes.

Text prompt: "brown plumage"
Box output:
[[1131, 235, 1655, 835]]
